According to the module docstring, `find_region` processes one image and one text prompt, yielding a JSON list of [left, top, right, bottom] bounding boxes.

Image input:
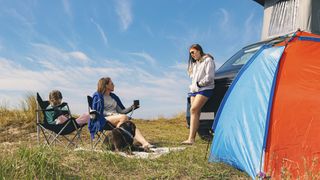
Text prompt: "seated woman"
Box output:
[[46, 90, 89, 125], [89, 77, 154, 149]]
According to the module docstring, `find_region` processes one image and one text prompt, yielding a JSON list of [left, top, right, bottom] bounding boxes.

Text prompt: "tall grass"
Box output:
[[13, 95, 320, 179], [0, 146, 74, 179], [1, 95, 320, 179], [0, 93, 37, 143], [0, 93, 37, 128], [0, 94, 250, 179], [0, 143, 249, 179]]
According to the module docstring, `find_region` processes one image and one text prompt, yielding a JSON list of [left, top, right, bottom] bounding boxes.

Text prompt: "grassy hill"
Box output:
[[0, 95, 249, 179]]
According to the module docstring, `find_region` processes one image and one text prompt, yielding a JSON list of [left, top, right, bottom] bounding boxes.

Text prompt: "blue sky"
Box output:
[[0, 0, 263, 119]]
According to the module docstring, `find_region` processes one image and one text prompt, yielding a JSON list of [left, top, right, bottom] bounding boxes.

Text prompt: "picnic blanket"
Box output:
[[75, 147, 186, 159]]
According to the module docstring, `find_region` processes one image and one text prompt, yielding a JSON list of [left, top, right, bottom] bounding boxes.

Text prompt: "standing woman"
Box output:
[[182, 44, 216, 145]]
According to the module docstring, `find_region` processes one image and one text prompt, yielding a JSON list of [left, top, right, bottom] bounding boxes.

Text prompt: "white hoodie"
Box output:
[[189, 55, 215, 93]]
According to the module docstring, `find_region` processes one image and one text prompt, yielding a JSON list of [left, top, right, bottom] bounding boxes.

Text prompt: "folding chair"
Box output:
[[36, 92, 86, 148], [87, 95, 115, 149]]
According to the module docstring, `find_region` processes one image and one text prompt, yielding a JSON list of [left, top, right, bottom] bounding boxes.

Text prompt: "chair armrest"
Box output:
[[56, 102, 68, 108], [36, 108, 54, 112], [89, 109, 98, 114], [36, 102, 68, 112], [89, 110, 99, 120]]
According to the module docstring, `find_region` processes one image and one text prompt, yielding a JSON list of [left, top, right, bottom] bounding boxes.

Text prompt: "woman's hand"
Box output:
[[189, 82, 199, 93], [132, 104, 140, 110]]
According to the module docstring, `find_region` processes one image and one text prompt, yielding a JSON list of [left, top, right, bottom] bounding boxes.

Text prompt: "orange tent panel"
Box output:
[[264, 32, 320, 179]]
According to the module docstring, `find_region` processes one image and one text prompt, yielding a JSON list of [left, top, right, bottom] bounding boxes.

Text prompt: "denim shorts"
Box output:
[[188, 89, 214, 98]]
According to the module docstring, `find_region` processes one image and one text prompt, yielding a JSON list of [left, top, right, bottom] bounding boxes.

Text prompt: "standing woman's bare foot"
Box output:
[[181, 140, 194, 145]]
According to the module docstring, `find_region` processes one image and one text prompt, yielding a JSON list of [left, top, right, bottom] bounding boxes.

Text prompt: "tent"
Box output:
[[209, 31, 320, 179]]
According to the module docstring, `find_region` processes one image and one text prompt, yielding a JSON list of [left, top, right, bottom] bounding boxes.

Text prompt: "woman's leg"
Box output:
[[106, 114, 152, 147], [106, 114, 129, 127], [183, 94, 209, 144], [134, 128, 152, 148]]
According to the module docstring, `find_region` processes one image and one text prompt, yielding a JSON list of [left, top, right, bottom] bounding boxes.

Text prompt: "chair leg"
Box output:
[[66, 130, 83, 148], [39, 125, 51, 146], [69, 121, 84, 148], [91, 131, 108, 150], [91, 138, 93, 150], [64, 127, 85, 148], [91, 132, 102, 150], [49, 123, 69, 146], [39, 127, 62, 147], [37, 120, 87, 149], [48, 131, 63, 146], [74, 126, 84, 145], [63, 135, 76, 148], [92, 134, 100, 150], [76, 128, 84, 146]]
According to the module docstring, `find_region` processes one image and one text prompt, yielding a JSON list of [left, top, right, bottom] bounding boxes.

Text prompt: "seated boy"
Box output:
[[45, 90, 89, 125]]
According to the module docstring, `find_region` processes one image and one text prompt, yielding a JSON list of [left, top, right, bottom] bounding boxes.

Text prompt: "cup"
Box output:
[[133, 100, 140, 106]]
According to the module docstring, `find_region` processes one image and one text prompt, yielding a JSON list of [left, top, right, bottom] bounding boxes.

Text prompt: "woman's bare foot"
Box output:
[[142, 143, 156, 149], [181, 140, 194, 145]]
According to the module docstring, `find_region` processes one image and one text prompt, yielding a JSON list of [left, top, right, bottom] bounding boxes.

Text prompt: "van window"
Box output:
[[232, 51, 256, 66], [217, 46, 261, 73]]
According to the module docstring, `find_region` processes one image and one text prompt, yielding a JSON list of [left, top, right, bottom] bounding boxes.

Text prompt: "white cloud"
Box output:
[[142, 24, 154, 37], [0, 58, 50, 91], [219, 8, 230, 29], [0, 57, 14, 68], [243, 12, 262, 43], [245, 12, 255, 29], [115, 0, 133, 31], [4, 8, 37, 41], [62, 0, 72, 18], [68, 51, 89, 62], [6, 8, 35, 27], [129, 51, 157, 66], [66, 40, 77, 50], [170, 62, 187, 71], [0, 45, 189, 119], [90, 18, 109, 46], [112, 65, 189, 118], [0, 40, 3, 51], [215, 8, 238, 41], [30, 43, 91, 68]]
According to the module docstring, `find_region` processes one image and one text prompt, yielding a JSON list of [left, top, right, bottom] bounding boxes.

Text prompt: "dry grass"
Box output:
[[0, 93, 37, 142], [0, 95, 250, 179], [3, 95, 319, 179]]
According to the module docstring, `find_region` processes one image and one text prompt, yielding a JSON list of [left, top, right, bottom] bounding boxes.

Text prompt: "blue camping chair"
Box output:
[[87, 95, 115, 149], [36, 93, 86, 148]]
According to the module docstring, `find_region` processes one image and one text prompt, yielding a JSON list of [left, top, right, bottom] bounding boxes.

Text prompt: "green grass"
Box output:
[[0, 95, 250, 179], [0, 143, 248, 179]]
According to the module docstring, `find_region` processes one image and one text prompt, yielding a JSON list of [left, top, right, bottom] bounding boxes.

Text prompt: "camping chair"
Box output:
[[36, 92, 86, 148], [87, 95, 115, 149]]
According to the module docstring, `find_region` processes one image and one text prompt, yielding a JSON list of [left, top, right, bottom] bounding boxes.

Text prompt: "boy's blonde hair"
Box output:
[[49, 90, 63, 106]]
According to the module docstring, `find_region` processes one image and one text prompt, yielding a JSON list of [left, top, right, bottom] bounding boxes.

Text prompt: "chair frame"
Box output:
[[36, 93, 85, 148], [87, 95, 115, 150]]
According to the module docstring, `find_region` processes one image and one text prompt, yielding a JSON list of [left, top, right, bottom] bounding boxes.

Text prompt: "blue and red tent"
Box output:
[[209, 31, 320, 179]]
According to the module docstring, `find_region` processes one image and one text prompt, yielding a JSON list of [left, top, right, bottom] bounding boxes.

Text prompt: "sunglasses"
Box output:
[[190, 50, 196, 55]]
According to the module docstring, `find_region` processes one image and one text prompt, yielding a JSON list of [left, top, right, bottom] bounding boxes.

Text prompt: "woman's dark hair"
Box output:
[[97, 77, 111, 94], [187, 44, 205, 74]]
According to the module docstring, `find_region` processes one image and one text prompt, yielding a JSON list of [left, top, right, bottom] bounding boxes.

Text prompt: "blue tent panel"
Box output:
[[209, 46, 285, 179]]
